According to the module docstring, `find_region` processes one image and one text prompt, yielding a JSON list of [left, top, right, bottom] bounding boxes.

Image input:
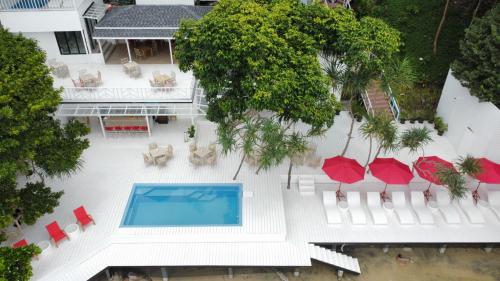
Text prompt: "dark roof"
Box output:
[[93, 5, 211, 39]]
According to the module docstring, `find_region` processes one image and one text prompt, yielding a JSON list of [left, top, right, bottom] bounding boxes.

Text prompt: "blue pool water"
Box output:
[[121, 183, 242, 227]]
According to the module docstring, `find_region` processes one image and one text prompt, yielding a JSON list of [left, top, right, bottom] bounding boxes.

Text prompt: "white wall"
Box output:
[[24, 32, 104, 64], [136, 0, 195, 5], [437, 70, 500, 162], [0, 10, 83, 32]]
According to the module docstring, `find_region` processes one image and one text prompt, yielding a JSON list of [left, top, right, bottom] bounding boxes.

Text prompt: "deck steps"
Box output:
[[365, 80, 393, 116], [308, 244, 361, 274], [298, 175, 315, 196]]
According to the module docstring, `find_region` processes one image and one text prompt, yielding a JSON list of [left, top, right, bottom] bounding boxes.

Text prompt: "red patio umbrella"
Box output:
[[471, 158, 500, 201], [414, 156, 456, 200], [322, 156, 365, 199], [369, 157, 414, 201]]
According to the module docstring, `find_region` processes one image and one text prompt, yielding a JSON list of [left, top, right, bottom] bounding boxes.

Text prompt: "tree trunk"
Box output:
[[286, 160, 293, 190], [433, 0, 450, 55], [341, 98, 355, 156], [364, 137, 373, 170], [373, 145, 383, 160], [233, 154, 246, 180], [255, 164, 263, 175], [471, 0, 481, 20]]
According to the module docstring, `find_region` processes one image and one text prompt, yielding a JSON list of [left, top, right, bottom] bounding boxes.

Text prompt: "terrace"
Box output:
[[52, 63, 197, 103], [5, 113, 500, 281], [0, 0, 81, 10]]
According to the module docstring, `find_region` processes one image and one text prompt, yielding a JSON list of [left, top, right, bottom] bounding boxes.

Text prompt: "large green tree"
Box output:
[[0, 244, 40, 281], [451, 4, 499, 107], [0, 28, 89, 243]]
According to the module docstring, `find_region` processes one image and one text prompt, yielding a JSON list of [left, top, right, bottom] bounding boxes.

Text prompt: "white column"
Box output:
[[161, 267, 168, 281], [168, 39, 174, 64], [97, 39, 104, 63], [98, 116, 106, 138], [145, 116, 151, 137], [126, 39, 132, 62]]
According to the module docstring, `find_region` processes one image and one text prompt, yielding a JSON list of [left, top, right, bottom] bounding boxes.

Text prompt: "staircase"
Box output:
[[298, 175, 315, 196], [364, 80, 393, 117], [308, 244, 361, 274], [83, 2, 107, 21]]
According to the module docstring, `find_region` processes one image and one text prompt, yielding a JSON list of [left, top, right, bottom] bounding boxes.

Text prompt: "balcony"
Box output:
[[0, 0, 79, 10], [52, 63, 198, 103]]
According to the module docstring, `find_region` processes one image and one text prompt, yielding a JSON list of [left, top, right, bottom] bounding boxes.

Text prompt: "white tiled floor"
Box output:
[[4, 113, 499, 281]]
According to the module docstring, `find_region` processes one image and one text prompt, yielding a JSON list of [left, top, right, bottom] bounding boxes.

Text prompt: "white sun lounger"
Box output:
[[410, 191, 435, 225], [322, 191, 342, 224], [366, 192, 388, 225], [436, 190, 461, 224], [391, 192, 415, 225], [459, 191, 485, 224], [488, 191, 500, 221], [346, 192, 366, 225]]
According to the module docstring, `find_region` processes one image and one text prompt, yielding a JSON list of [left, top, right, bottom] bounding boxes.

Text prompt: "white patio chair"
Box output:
[[410, 191, 434, 225], [346, 192, 366, 225], [323, 191, 342, 224], [488, 191, 500, 221], [391, 192, 415, 225], [459, 191, 485, 224], [436, 190, 461, 224], [148, 142, 158, 151], [143, 153, 153, 166], [366, 192, 388, 225], [298, 175, 315, 196], [156, 155, 167, 166]]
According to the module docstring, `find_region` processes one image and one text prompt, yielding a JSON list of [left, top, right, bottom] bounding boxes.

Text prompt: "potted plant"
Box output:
[[184, 125, 196, 142], [434, 116, 448, 136]]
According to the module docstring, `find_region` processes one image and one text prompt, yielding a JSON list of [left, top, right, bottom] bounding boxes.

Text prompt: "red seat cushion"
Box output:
[[132, 126, 141, 131], [114, 126, 123, 131], [124, 126, 133, 131], [73, 206, 93, 226], [13, 239, 28, 248], [105, 126, 114, 131], [45, 221, 67, 242], [140, 126, 148, 131]]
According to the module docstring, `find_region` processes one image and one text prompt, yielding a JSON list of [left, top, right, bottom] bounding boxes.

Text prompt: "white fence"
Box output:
[[0, 0, 76, 10], [61, 87, 194, 103], [437, 70, 500, 161]]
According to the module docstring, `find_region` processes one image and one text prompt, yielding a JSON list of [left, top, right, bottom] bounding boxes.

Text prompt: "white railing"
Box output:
[[0, 0, 76, 11], [385, 86, 401, 121], [361, 90, 375, 116], [61, 87, 194, 103]]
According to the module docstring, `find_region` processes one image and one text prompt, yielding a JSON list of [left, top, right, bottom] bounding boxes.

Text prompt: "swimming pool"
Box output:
[[121, 183, 242, 227]]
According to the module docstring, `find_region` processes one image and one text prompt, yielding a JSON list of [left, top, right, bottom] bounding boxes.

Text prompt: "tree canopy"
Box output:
[[0, 27, 89, 243], [0, 244, 40, 281], [451, 4, 499, 107]]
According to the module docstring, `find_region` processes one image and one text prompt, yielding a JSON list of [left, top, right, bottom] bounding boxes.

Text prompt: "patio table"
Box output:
[[123, 61, 139, 73], [80, 73, 97, 87], [52, 62, 69, 78], [193, 147, 212, 159], [150, 147, 169, 164], [154, 73, 172, 86]]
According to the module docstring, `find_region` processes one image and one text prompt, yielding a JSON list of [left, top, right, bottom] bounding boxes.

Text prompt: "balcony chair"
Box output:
[[12, 239, 28, 248], [391, 191, 415, 225], [134, 48, 146, 60], [346, 192, 367, 225], [143, 153, 154, 166], [436, 190, 461, 224], [410, 191, 434, 224], [458, 191, 485, 224], [73, 205, 96, 231]]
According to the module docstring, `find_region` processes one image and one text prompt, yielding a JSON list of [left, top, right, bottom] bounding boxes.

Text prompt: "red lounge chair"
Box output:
[[73, 206, 95, 231], [13, 239, 28, 248], [46, 221, 69, 247]]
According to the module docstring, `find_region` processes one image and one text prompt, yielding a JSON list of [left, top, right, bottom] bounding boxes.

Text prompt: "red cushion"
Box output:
[[46, 221, 67, 242], [73, 206, 93, 226], [114, 126, 123, 131], [13, 239, 28, 248], [132, 126, 141, 131], [140, 126, 148, 131], [123, 126, 133, 131], [105, 126, 114, 131]]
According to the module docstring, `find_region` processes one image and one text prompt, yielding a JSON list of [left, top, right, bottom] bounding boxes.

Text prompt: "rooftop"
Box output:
[[93, 5, 212, 39]]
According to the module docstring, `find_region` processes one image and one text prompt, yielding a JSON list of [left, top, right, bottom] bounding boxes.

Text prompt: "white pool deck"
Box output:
[[4, 113, 500, 281]]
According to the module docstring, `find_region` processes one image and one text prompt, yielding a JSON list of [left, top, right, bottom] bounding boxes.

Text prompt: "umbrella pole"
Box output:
[[336, 182, 344, 200], [380, 183, 388, 202], [424, 182, 432, 201], [472, 182, 481, 204]]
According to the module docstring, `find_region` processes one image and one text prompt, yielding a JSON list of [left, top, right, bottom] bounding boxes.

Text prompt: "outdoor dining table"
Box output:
[[154, 73, 172, 86], [123, 61, 139, 73], [52, 62, 69, 78], [150, 147, 169, 164], [80, 73, 97, 87], [193, 147, 212, 159]]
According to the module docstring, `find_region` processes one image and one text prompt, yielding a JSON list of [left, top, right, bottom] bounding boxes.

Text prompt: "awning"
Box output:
[[83, 2, 107, 21], [55, 103, 206, 117], [92, 28, 177, 40]]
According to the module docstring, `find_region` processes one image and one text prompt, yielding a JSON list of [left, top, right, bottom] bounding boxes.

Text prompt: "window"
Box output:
[[55, 31, 87, 55]]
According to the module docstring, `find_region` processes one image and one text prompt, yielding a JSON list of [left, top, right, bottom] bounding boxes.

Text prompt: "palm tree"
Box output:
[[456, 155, 482, 200], [359, 115, 381, 169], [381, 57, 417, 96], [255, 118, 288, 175], [400, 127, 433, 171], [217, 115, 261, 180], [372, 114, 399, 160], [436, 166, 468, 200], [284, 132, 309, 189]]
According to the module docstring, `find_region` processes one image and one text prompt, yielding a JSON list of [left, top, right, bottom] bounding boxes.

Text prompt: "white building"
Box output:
[[0, 1, 211, 136], [437, 70, 500, 162]]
